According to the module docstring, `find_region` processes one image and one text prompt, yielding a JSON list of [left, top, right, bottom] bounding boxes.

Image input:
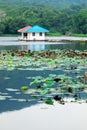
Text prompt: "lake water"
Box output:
[[0, 37, 87, 130], [0, 37, 87, 51]]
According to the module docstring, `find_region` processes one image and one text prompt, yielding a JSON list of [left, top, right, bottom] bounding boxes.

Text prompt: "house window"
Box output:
[[39, 32, 42, 36], [23, 33, 27, 37], [32, 32, 35, 36]]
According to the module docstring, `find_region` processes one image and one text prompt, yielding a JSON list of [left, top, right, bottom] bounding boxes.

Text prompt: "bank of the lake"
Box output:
[[46, 36, 87, 42], [0, 36, 87, 43], [0, 36, 87, 51]]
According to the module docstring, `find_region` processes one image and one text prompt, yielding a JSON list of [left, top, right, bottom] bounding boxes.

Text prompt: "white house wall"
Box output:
[[20, 33, 24, 40], [28, 32, 45, 40], [20, 32, 46, 41], [19, 33, 27, 40]]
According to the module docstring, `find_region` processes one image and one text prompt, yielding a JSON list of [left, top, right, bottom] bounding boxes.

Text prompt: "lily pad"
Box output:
[[21, 86, 28, 92], [40, 89, 48, 95], [43, 81, 54, 88], [26, 54, 30, 58], [45, 98, 54, 105]]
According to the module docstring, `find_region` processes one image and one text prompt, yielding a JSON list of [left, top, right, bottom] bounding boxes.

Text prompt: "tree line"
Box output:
[[0, 4, 87, 35]]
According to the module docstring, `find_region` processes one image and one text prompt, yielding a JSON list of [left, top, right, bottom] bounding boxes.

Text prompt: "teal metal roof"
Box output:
[[24, 25, 49, 32]]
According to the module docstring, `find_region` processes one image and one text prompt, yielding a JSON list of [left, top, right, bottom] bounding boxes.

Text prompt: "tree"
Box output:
[[0, 23, 5, 34], [73, 9, 87, 34]]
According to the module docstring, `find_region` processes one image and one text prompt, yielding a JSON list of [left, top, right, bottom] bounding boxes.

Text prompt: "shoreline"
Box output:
[[46, 36, 87, 42], [18, 36, 87, 42], [0, 36, 87, 46]]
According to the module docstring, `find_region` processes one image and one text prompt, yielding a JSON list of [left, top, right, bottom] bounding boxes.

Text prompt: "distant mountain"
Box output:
[[0, 0, 87, 9]]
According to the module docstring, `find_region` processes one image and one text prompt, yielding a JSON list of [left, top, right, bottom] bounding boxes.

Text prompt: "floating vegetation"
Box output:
[[45, 98, 54, 105], [0, 49, 87, 105], [27, 73, 87, 105], [0, 49, 87, 71], [21, 86, 28, 93]]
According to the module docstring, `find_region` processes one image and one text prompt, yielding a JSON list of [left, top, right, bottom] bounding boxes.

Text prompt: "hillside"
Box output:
[[0, 0, 87, 35], [0, 0, 87, 9]]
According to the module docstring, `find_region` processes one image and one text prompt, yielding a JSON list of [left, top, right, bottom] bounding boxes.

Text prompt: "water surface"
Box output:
[[0, 37, 87, 51], [0, 37, 87, 130]]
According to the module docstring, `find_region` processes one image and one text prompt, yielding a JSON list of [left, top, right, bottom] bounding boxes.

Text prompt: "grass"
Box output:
[[0, 34, 19, 37], [46, 32, 62, 36], [71, 34, 87, 37], [47, 32, 87, 37], [0, 33, 87, 37]]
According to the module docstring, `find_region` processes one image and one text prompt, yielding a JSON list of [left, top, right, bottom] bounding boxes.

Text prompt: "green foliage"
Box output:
[[0, 49, 87, 104], [40, 89, 48, 95], [47, 32, 62, 36], [26, 54, 30, 58], [21, 86, 28, 92], [43, 81, 54, 88], [72, 34, 87, 37], [0, 23, 5, 34], [0, 3, 87, 35], [45, 98, 54, 105]]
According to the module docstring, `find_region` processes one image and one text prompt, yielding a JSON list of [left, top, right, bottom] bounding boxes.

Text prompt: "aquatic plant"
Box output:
[[0, 49, 87, 105]]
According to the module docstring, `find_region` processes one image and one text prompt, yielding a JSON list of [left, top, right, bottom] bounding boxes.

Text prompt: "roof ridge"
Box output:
[[24, 25, 49, 33]]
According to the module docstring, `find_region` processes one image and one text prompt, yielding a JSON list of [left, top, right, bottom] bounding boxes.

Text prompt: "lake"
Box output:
[[0, 36, 87, 51], [0, 37, 87, 130]]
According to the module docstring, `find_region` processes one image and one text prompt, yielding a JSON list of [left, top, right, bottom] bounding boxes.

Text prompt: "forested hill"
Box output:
[[0, 0, 87, 8], [0, 0, 87, 35]]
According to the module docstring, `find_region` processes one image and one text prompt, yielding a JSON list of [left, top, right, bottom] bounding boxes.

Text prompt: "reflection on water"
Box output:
[[0, 42, 87, 51], [0, 37, 87, 51], [47, 42, 87, 51], [29, 44, 45, 51]]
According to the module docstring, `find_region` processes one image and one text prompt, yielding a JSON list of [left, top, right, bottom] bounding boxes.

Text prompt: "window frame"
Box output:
[[39, 32, 43, 36], [32, 32, 35, 36], [23, 33, 27, 37]]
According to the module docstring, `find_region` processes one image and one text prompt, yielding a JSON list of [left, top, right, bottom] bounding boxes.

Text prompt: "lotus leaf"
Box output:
[[21, 86, 28, 92], [70, 83, 84, 89], [40, 89, 48, 95], [26, 54, 30, 58], [45, 98, 54, 105], [43, 81, 54, 88], [0, 49, 87, 104], [32, 95, 38, 99]]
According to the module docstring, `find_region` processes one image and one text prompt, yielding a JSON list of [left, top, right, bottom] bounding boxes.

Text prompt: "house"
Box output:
[[18, 25, 49, 41], [18, 26, 32, 40]]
